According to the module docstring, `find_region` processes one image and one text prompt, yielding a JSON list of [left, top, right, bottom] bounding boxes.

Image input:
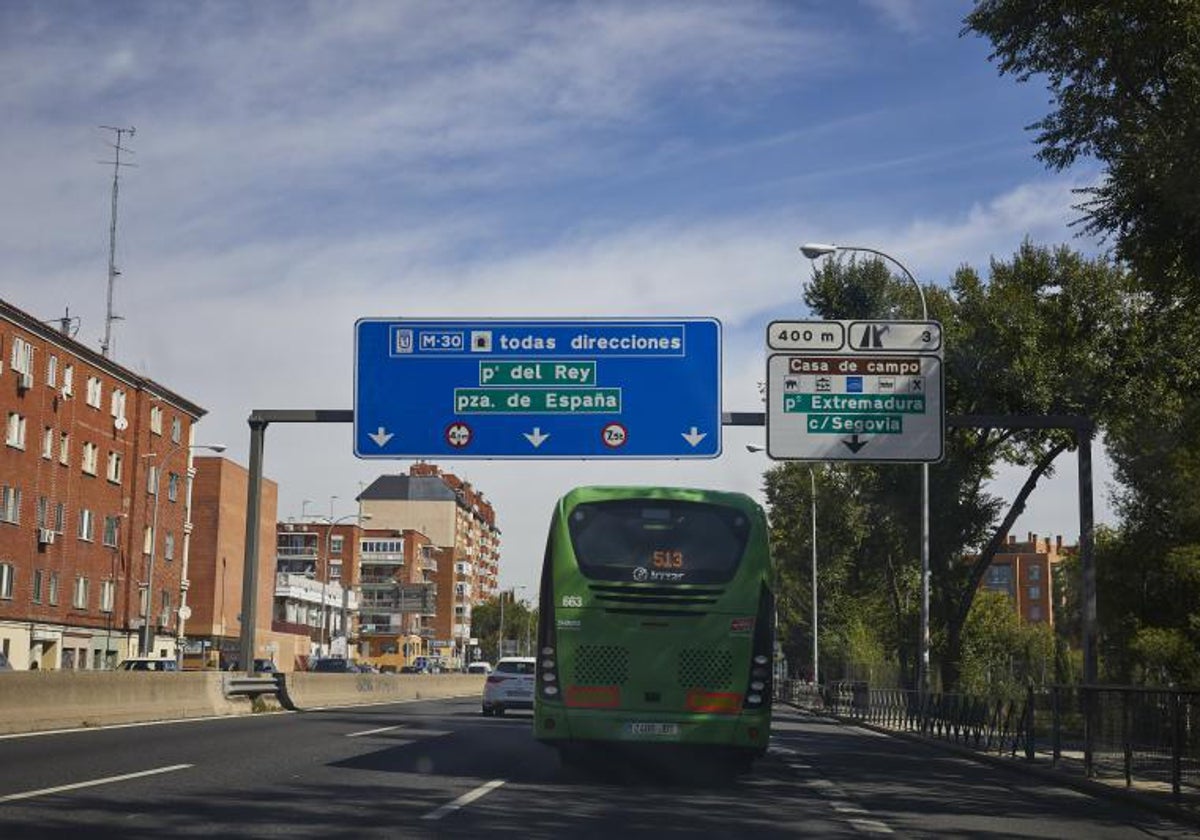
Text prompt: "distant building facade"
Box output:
[[979, 532, 1076, 626], [273, 518, 363, 663], [0, 297, 206, 669], [358, 463, 500, 665]]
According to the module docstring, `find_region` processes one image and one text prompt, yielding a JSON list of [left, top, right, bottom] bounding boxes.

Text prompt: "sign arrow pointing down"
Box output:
[[842, 434, 868, 454], [524, 427, 550, 448], [369, 427, 394, 447], [682, 427, 707, 447]]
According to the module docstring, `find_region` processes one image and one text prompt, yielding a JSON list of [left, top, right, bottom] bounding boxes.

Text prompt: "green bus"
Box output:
[[533, 486, 774, 768]]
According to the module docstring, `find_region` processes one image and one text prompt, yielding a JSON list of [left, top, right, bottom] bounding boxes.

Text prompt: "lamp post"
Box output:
[[498, 587, 505, 662], [746, 444, 817, 684], [517, 584, 530, 656], [142, 442, 225, 657], [800, 242, 931, 693]]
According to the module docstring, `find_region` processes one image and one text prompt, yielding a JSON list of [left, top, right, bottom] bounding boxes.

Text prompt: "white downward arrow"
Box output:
[[368, 426, 394, 447], [682, 427, 707, 447], [524, 427, 550, 448]]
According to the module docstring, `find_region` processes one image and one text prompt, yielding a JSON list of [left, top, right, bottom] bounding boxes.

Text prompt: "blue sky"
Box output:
[[1, 1, 1110, 595]]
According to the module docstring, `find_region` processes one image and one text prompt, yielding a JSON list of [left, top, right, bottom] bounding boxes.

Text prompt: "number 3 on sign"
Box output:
[[601, 423, 628, 449]]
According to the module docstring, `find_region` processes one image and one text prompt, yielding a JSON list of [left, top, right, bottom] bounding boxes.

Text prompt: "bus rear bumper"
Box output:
[[535, 706, 770, 752]]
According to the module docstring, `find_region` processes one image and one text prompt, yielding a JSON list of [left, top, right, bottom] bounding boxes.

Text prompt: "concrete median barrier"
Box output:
[[0, 671, 252, 735], [279, 673, 485, 710]]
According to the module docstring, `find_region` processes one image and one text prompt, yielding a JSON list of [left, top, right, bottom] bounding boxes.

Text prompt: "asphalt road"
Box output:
[[0, 697, 1193, 838]]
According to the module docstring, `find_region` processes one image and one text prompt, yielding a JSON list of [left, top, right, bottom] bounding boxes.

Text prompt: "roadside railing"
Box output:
[[776, 680, 1200, 804]]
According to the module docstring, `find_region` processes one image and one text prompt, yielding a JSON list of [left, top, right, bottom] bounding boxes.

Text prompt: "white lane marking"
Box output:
[[831, 800, 868, 814], [848, 818, 894, 834], [0, 764, 193, 803], [421, 779, 506, 821], [346, 725, 404, 738]]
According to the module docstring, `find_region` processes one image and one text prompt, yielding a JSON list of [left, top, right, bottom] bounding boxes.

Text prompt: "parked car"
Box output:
[[310, 657, 356, 673], [481, 656, 536, 716], [466, 661, 492, 675], [253, 659, 277, 674], [117, 658, 180, 672], [0, 651, 12, 671]]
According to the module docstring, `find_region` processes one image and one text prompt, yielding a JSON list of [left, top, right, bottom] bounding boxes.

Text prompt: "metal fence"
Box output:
[[776, 680, 1200, 802]]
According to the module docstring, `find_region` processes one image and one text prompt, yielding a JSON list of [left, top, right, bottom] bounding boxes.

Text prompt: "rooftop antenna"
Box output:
[[98, 125, 137, 358]]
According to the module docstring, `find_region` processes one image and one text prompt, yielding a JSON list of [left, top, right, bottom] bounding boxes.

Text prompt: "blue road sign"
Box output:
[[354, 318, 722, 459]]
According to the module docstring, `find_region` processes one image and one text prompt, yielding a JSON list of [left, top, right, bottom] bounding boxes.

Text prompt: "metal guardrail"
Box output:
[[776, 680, 1200, 803]]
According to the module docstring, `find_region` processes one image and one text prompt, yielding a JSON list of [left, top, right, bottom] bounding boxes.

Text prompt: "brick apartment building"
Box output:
[[358, 463, 500, 666], [979, 532, 1076, 625], [0, 298, 207, 669]]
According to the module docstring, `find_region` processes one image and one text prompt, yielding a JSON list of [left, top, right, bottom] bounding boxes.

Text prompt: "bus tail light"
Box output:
[[743, 584, 775, 711], [537, 557, 560, 702]]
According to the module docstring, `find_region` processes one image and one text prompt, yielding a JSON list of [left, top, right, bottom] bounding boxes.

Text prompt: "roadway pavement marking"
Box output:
[[421, 779, 507, 821], [346, 724, 404, 737], [0, 764, 193, 803], [847, 818, 894, 834]]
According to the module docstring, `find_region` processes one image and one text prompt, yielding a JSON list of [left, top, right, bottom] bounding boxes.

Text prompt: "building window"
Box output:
[[100, 580, 115, 613], [53, 502, 65, 534], [1029, 564, 1042, 581], [1028, 585, 1041, 601], [48, 572, 59, 605], [110, 388, 126, 421], [10, 337, 33, 374], [165, 532, 175, 561], [171, 416, 181, 444], [59, 431, 70, 465], [106, 451, 123, 484], [42, 426, 53, 459], [331, 535, 344, 555], [6, 413, 26, 449], [86, 376, 102, 408], [1029, 604, 1043, 621], [36, 496, 46, 528], [72, 576, 89, 610], [82, 442, 98, 475], [78, 508, 95, 542], [103, 515, 120, 548], [143, 525, 153, 555], [47, 355, 57, 387], [32, 569, 43, 603], [168, 472, 180, 502], [147, 465, 158, 495], [0, 563, 13, 599], [0, 485, 20, 524], [150, 406, 163, 435], [984, 564, 1013, 595], [62, 364, 73, 397]]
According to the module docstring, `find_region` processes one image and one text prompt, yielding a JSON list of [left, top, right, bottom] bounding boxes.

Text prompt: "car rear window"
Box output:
[[495, 660, 534, 674]]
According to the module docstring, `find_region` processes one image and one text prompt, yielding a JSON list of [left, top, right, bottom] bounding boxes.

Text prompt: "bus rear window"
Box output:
[[566, 500, 750, 584]]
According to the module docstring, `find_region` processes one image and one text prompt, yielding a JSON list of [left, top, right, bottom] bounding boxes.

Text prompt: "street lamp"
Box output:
[[800, 241, 931, 693], [746, 444, 817, 684], [321, 510, 367, 657], [142, 442, 225, 657]]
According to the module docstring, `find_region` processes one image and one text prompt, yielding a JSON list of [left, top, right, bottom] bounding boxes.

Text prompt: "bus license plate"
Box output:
[[627, 722, 679, 737]]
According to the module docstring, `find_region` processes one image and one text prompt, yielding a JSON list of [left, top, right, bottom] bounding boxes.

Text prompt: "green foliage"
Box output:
[[470, 595, 536, 660], [960, 590, 1055, 699], [964, 1, 1200, 295]]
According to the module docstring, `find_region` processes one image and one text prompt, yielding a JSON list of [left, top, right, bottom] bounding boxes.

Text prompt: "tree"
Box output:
[[964, 1, 1200, 297]]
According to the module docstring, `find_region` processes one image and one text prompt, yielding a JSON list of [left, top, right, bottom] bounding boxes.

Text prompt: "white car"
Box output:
[[481, 656, 536, 716]]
